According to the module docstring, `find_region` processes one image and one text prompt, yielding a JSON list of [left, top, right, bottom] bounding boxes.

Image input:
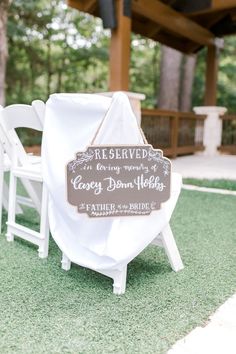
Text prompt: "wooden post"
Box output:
[[109, 0, 131, 91], [171, 114, 179, 158], [204, 45, 219, 106]]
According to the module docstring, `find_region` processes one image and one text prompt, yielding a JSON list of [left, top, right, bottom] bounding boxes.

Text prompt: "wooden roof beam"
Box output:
[[67, 0, 97, 15], [186, 12, 227, 53], [132, 19, 192, 53], [67, 0, 84, 12], [211, 0, 236, 11], [139, 22, 162, 38], [132, 0, 215, 46], [187, 0, 236, 15], [231, 11, 236, 21], [83, 0, 97, 12]]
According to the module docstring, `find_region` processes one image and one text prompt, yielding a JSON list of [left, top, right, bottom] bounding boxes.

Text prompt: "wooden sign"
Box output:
[[67, 145, 171, 217]]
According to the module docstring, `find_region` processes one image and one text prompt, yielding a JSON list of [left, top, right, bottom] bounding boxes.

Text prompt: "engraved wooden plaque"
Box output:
[[67, 145, 171, 217]]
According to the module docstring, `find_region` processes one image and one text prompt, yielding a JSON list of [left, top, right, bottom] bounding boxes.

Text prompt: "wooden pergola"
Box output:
[[68, 0, 236, 106]]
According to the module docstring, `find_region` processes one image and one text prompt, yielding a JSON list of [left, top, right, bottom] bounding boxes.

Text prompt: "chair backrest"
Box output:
[[0, 103, 44, 166], [0, 105, 15, 161], [2, 104, 43, 131], [32, 100, 46, 126], [0, 105, 4, 157]]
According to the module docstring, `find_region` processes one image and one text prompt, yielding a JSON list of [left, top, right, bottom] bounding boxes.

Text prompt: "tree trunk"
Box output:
[[46, 39, 52, 98], [0, 1, 10, 106], [180, 54, 197, 112], [152, 43, 159, 108], [158, 45, 183, 110]]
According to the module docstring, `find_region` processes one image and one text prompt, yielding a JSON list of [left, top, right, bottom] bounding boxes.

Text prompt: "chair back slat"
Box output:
[[32, 100, 45, 126], [0, 104, 43, 167], [2, 101, 49, 258], [0, 106, 14, 159], [2, 104, 43, 131]]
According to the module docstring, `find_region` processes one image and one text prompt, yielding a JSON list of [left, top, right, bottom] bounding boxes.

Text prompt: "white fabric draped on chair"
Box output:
[[42, 92, 183, 294]]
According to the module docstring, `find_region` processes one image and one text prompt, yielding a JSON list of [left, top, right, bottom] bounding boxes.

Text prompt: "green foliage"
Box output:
[[6, 0, 110, 107], [183, 178, 236, 191], [130, 36, 161, 108], [6, 0, 111, 144], [192, 36, 236, 111], [5, 0, 236, 144], [218, 36, 236, 112], [6, 0, 161, 111]]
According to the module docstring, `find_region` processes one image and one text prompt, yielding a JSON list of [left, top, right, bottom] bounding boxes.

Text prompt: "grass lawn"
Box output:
[[0, 189, 236, 353], [183, 178, 236, 191]]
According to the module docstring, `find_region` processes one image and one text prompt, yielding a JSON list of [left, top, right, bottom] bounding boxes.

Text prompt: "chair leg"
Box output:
[[38, 184, 49, 259], [2, 180, 9, 211], [0, 174, 3, 234], [160, 223, 184, 272], [3, 180, 23, 215], [6, 173, 17, 242], [61, 253, 71, 271], [113, 267, 127, 295], [0, 145, 4, 233]]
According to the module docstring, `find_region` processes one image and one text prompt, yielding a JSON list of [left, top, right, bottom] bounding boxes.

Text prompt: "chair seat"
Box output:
[[12, 162, 42, 182], [3, 153, 40, 172]]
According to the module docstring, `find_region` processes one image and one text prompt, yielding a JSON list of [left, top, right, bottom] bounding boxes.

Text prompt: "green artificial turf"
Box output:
[[0, 190, 236, 354], [183, 178, 236, 191]]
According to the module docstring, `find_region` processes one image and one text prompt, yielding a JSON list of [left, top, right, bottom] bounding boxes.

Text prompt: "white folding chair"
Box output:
[[0, 102, 46, 232], [43, 92, 183, 294], [0, 103, 49, 258], [0, 105, 25, 232]]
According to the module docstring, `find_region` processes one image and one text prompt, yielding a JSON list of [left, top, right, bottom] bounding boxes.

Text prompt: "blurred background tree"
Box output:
[[0, 0, 11, 105], [6, 0, 110, 105]]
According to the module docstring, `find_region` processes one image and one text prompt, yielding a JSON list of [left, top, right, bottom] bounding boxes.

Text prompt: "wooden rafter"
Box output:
[[173, 0, 236, 15], [132, 19, 192, 53], [83, 0, 96, 12], [145, 23, 162, 38], [67, 0, 84, 11], [211, 0, 236, 11], [205, 45, 219, 105], [231, 11, 236, 21], [186, 11, 227, 52], [154, 32, 192, 53], [132, 0, 215, 46], [67, 0, 98, 16], [189, 10, 228, 25]]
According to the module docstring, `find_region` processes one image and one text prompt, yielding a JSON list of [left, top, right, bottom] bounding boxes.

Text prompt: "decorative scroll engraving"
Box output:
[[67, 145, 171, 217]]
